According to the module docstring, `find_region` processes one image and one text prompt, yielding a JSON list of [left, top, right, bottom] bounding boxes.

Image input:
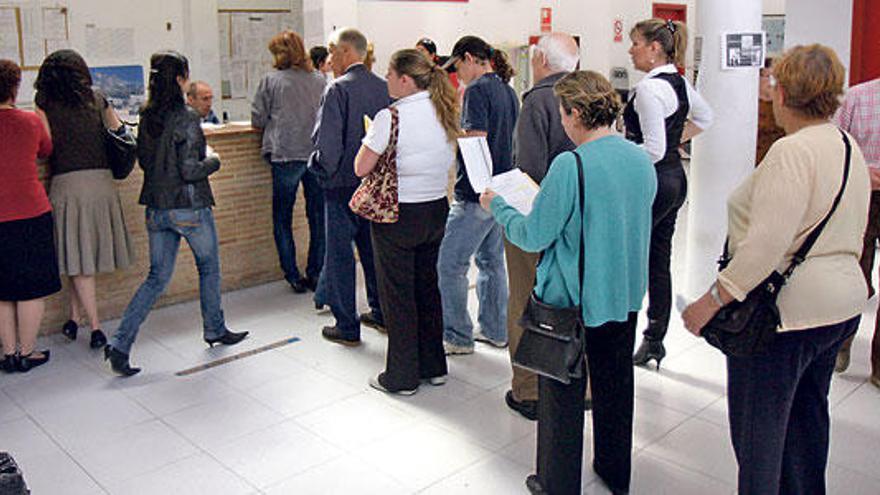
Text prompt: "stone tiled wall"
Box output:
[[38, 127, 308, 333]]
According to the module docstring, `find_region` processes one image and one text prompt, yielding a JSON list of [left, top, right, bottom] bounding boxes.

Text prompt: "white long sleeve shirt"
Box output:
[[630, 64, 714, 163]]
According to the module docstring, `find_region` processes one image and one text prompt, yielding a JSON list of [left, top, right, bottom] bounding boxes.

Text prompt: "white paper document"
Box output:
[[457, 136, 493, 193], [457, 136, 539, 215], [489, 169, 540, 215]]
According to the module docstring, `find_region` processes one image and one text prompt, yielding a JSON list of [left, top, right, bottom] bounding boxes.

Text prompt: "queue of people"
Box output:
[[0, 19, 875, 495]]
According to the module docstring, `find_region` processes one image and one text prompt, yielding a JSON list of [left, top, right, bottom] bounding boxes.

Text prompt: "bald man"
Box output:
[[505, 33, 582, 420], [186, 81, 220, 124]]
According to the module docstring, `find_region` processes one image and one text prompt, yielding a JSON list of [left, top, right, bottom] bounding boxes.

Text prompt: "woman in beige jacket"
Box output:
[[683, 44, 870, 495]]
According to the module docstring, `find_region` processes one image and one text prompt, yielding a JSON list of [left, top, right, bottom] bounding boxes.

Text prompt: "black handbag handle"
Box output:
[[572, 151, 586, 304], [722, 129, 853, 279]]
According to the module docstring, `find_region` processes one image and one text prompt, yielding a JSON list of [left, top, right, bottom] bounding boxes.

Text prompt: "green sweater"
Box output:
[[491, 135, 657, 326]]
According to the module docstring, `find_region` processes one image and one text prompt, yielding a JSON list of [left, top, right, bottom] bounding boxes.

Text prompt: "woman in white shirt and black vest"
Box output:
[[625, 18, 714, 369], [355, 49, 460, 395]]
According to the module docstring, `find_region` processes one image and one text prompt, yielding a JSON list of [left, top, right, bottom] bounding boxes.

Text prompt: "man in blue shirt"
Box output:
[[308, 28, 390, 345], [186, 81, 221, 124], [438, 36, 519, 354]]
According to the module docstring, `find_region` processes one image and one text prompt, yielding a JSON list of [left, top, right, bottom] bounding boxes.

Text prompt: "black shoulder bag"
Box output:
[[702, 130, 853, 356], [512, 151, 586, 384], [97, 96, 137, 180]]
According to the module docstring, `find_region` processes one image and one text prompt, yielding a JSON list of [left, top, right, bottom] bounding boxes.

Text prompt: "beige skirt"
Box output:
[[49, 169, 134, 276]]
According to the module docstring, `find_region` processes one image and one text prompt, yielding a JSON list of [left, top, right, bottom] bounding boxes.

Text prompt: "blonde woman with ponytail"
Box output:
[[355, 48, 460, 394], [626, 18, 714, 368]]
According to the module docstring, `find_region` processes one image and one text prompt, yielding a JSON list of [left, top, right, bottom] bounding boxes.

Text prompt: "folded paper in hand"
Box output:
[[458, 136, 539, 215]]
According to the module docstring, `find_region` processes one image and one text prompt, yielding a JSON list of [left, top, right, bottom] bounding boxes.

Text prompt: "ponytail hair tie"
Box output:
[[488, 46, 495, 57], [666, 19, 676, 34]]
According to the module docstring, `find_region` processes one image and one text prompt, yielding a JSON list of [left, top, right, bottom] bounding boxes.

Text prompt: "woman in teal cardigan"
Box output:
[[481, 71, 656, 495]]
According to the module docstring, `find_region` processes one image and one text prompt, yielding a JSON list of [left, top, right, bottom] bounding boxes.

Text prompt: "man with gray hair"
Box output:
[[505, 32, 581, 420], [308, 27, 390, 346]]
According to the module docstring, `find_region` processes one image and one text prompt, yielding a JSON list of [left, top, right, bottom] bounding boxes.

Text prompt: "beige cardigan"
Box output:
[[719, 123, 871, 331]]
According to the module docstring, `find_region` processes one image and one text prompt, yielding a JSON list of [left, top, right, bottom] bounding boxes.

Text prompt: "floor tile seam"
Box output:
[[149, 416, 263, 494], [294, 405, 425, 452], [630, 390, 718, 419], [828, 460, 880, 482], [632, 411, 694, 451], [422, 411, 535, 453], [830, 379, 867, 409], [640, 442, 735, 486], [131, 384, 242, 418], [20, 407, 113, 494], [247, 448, 353, 493], [243, 382, 365, 419]]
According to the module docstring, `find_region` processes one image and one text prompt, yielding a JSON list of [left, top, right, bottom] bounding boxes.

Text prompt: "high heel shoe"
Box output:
[[104, 345, 141, 377], [204, 329, 249, 348], [0, 354, 18, 373], [16, 350, 50, 372], [633, 339, 666, 370], [89, 329, 108, 349], [61, 320, 78, 341]]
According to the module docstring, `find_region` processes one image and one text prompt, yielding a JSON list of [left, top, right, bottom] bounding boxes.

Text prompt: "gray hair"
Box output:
[[186, 80, 210, 98], [329, 28, 368, 58], [536, 33, 579, 73]]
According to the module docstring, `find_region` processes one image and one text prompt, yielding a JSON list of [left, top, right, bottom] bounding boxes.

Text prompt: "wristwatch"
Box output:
[[709, 283, 724, 307]]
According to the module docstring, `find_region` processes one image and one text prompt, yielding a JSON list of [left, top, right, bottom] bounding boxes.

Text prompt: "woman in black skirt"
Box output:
[[0, 59, 62, 373]]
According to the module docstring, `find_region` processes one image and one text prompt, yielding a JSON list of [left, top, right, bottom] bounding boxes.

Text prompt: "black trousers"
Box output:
[[644, 165, 687, 341], [727, 317, 859, 495], [536, 313, 637, 494], [371, 198, 449, 390]]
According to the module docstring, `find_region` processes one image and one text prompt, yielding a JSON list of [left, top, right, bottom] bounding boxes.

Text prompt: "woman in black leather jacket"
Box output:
[[105, 51, 247, 376]]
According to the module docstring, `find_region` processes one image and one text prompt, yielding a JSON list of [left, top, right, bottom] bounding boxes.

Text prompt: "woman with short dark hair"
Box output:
[[0, 59, 60, 373], [34, 49, 134, 350], [482, 70, 656, 494], [683, 44, 871, 494]]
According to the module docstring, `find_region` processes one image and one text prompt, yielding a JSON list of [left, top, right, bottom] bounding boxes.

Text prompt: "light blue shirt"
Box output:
[[491, 135, 657, 326]]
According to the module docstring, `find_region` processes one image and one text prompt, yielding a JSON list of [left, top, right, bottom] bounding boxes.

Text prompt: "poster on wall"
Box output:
[[721, 32, 765, 70], [762, 15, 785, 56], [89, 65, 145, 122]]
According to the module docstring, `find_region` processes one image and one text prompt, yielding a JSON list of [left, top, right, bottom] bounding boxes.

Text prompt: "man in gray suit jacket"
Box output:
[[309, 28, 391, 346], [505, 33, 583, 420]]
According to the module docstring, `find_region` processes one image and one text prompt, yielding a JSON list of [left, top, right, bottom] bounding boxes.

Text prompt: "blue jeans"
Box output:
[[272, 161, 324, 284], [322, 187, 383, 339], [111, 208, 227, 354], [438, 200, 508, 346]]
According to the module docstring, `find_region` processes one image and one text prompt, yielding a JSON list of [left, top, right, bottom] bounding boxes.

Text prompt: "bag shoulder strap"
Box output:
[[386, 106, 400, 154], [783, 129, 852, 276], [571, 151, 586, 303]]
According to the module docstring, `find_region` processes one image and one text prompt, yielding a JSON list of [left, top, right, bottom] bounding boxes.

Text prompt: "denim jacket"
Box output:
[[137, 106, 220, 209]]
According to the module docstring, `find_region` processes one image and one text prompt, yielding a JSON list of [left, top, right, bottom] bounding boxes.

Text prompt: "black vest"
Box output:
[[623, 72, 690, 169]]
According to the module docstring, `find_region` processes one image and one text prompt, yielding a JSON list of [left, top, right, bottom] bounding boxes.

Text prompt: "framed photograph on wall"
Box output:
[[721, 32, 765, 70]]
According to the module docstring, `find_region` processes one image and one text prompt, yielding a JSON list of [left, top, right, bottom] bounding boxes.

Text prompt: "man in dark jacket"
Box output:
[[309, 27, 390, 345], [505, 33, 581, 420]]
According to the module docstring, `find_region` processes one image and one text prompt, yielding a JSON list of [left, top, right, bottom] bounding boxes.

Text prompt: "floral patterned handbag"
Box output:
[[349, 107, 400, 223]]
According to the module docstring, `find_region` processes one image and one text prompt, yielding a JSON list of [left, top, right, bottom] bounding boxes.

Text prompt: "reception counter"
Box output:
[[39, 124, 310, 333]]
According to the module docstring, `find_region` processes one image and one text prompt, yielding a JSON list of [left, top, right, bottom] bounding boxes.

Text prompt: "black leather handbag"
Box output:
[[702, 130, 852, 356], [97, 97, 137, 180], [105, 124, 137, 180], [512, 152, 586, 384]]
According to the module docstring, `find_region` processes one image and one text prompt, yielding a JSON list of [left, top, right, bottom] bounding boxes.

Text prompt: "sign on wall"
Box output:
[[721, 32, 765, 70]]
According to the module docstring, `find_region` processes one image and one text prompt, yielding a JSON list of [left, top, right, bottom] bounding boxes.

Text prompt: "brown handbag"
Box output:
[[349, 107, 400, 223]]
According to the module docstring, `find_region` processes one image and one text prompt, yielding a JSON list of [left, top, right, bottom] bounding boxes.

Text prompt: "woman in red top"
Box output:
[[0, 59, 61, 373]]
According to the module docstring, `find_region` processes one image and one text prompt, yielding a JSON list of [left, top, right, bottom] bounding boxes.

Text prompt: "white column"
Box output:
[[683, 0, 762, 300]]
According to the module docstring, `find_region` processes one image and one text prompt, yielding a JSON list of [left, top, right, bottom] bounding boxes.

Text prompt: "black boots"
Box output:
[[633, 339, 666, 370], [104, 345, 141, 377], [204, 330, 249, 348]]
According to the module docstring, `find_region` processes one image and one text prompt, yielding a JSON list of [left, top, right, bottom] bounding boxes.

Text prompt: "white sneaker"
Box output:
[[369, 374, 417, 396], [474, 332, 508, 348], [444, 341, 474, 355], [426, 375, 447, 386]]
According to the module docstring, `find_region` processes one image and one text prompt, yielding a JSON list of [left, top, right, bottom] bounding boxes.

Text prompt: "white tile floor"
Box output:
[[3, 233, 880, 494]]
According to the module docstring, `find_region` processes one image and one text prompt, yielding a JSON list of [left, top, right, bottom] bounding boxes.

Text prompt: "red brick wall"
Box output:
[[38, 128, 308, 334]]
